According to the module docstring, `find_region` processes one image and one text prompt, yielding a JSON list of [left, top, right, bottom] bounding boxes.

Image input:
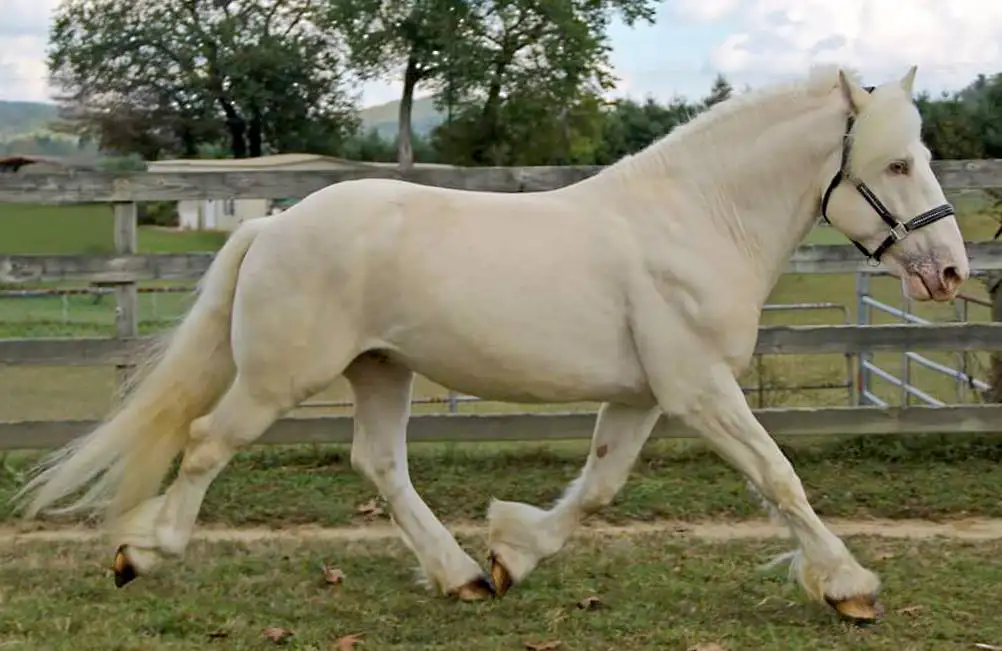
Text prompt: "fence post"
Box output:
[[854, 270, 871, 405], [983, 272, 1002, 403], [113, 202, 139, 394]]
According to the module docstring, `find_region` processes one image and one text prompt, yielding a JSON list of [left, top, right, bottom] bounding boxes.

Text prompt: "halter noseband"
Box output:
[[819, 85, 955, 266]]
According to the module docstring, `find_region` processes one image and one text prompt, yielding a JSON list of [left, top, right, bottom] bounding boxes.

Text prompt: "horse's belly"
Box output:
[[383, 322, 652, 406]]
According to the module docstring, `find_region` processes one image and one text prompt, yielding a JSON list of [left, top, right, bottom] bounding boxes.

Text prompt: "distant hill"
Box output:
[[359, 95, 445, 138], [0, 94, 447, 149], [0, 100, 59, 137]]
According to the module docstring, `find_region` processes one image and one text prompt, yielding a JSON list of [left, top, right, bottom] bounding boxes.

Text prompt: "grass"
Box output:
[[2, 533, 1002, 650], [0, 202, 228, 255], [3, 433, 1002, 528]]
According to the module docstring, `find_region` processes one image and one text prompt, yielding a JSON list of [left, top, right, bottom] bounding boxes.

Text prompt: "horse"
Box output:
[[13, 64, 968, 625]]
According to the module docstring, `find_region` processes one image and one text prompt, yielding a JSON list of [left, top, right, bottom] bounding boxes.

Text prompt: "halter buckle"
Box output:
[[889, 222, 908, 242], [865, 256, 881, 268]]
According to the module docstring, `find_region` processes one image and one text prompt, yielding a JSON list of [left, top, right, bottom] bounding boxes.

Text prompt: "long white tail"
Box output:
[[14, 218, 268, 523]]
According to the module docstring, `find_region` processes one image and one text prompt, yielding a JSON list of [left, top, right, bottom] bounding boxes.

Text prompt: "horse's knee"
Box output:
[[180, 436, 232, 476]]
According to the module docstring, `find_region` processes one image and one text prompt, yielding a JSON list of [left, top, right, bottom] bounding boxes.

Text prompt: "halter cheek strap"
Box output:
[[819, 86, 956, 266]]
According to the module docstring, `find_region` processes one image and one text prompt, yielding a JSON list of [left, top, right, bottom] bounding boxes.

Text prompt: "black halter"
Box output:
[[819, 86, 955, 266]]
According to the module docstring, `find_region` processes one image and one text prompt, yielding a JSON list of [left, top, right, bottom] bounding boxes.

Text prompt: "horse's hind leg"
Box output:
[[487, 402, 661, 595], [345, 353, 493, 601], [112, 372, 296, 583]]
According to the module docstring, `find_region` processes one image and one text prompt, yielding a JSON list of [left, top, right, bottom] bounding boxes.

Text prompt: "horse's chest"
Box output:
[[646, 267, 761, 368]]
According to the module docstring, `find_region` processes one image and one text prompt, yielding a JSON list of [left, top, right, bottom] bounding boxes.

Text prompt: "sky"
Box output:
[[1, 0, 1001, 108]]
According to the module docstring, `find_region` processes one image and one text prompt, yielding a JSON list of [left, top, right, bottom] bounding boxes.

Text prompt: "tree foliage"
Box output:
[[324, 0, 476, 169], [48, 0, 360, 160], [426, 0, 659, 166]]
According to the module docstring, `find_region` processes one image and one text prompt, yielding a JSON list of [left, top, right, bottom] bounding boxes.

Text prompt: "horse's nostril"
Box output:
[[941, 265, 961, 288]]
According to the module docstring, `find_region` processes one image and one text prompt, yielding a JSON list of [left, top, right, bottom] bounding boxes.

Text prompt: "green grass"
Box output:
[[2, 533, 1001, 650], [4, 433, 1002, 529], [0, 202, 227, 255]]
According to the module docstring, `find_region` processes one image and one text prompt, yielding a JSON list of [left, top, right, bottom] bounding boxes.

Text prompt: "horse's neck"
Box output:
[[577, 95, 845, 300]]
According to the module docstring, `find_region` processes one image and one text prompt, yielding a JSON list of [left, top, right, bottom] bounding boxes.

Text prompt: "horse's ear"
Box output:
[[837, 69, 870, 114], [899, 65, 917, 95]]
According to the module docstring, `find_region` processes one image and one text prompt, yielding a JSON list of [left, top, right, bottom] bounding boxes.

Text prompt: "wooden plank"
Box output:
[[0, 159, 999, 204], [754, 323, 1002, 354], [0, 166, 604, 203], [788, 241, 1002, 274], [0, 252, 213, 283], [0, 337, 153, 365], [4, 322, 1002, 366], [3, 404, 1002, 450], [113, 203, 139, 390], [4, 241, 1002, 284]]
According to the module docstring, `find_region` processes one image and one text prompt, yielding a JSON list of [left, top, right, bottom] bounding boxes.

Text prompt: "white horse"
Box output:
[[15, 65, 967, 624]]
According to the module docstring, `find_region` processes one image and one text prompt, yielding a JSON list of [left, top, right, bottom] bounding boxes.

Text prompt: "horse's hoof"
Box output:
[[488, 552, 513, 598], [450, 574, 496, 601], [113, 545, 138, 588], [825, 594, 883, 626]]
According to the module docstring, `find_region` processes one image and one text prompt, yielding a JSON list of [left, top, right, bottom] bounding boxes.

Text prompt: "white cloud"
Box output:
[[688, 0, 1002, 94], [675, 0, 741, 23], [0, 0, 54, 102]]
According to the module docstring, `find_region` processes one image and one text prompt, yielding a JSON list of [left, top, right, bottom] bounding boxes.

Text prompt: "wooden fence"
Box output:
[[3, 159, 1002, 451]]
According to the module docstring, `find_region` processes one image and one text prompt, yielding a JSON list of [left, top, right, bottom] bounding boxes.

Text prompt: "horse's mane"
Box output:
[[601, 64, 920, 182]]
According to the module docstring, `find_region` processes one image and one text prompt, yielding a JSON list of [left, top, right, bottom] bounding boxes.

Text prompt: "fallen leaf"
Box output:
[[207, 629, 229, 639], [687, 644, 725, 651], [525, 641, 562, 650], [896, 605, 924, 617], [322, 564, 345, 585], [263, 627, 293, 644], [355, 499, 384, 517], [333, 632, 364, 650], [576, 595, 604, 610]]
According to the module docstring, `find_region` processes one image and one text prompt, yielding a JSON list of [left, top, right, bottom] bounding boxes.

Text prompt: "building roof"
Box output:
[[0, 155, 99, 173], [148, 153, 456, 172]]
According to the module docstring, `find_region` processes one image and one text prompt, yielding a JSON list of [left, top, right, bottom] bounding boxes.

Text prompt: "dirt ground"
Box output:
[[5, 516, 1002, 544]]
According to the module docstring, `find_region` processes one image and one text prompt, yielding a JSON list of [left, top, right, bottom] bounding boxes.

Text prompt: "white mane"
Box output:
[[598, 64, 920, 188]]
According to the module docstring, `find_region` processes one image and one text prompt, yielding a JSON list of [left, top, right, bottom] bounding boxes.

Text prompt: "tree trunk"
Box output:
[[248, 108, 263, 158], [218, 99, 247, 158], [397, 54, 421, 171], [473, 75, 505, 165]]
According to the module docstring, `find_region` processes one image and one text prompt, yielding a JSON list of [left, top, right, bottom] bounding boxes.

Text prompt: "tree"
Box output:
[[702, 73, 733, 108], [48, 0, 360, 160], [594, 95, 700, 164], [324, 0, 475, 169], [429, 0, 660, 166]]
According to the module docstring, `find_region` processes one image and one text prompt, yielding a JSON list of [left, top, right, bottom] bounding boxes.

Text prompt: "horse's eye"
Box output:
[[888, 160, 909, 175]]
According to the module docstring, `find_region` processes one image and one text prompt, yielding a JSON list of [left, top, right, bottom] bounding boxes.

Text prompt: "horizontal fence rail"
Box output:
[[6, 242, 1002, 284], [3, 323, 1002, 366], [0, 159, 1000, 204], [3, 404, 1002, 451]]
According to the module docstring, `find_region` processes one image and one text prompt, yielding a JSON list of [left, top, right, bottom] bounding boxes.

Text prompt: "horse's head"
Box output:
[[819, 66, 968, 302]]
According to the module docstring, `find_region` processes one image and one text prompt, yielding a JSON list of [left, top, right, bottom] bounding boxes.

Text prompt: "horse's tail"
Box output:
[[14, 218, 268, 523]]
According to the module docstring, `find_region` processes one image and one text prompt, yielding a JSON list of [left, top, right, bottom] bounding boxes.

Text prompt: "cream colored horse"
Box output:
[[15, 65, 968, 624]]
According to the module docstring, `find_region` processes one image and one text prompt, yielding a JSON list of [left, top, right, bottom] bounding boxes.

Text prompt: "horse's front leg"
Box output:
[[626, 291, 882, 624], [678, 372, 882, 622], [487, 402, 661, 595]]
